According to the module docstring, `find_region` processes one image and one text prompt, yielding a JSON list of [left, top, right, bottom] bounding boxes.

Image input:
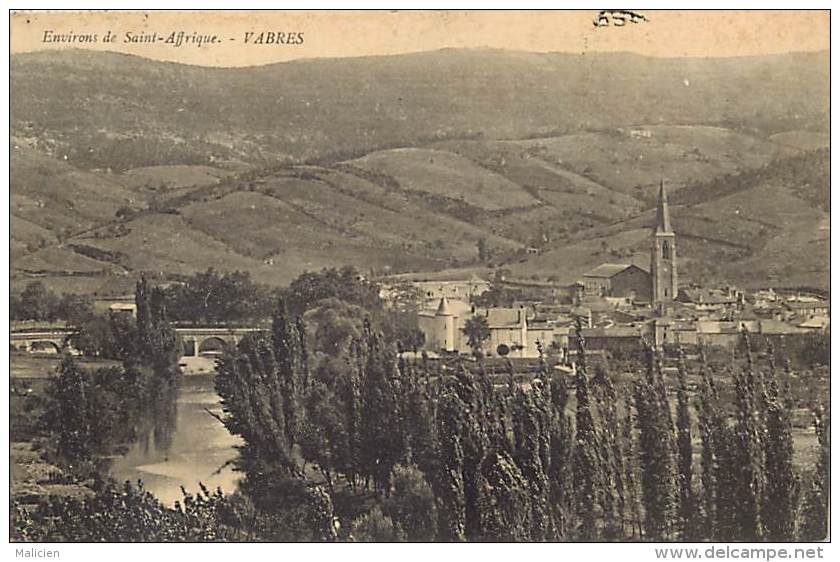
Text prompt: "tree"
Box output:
[[695, 353, 721, 540], [69, 315, 117, 358], [56, 293, 95, 325], [762, 379, 799, 541], [284, 266, 382, 317], [461, 315, 491, 354], [17, 281, 59, 321], [634, 346, 677, 540], [299, 379, 348, 494], [435, 390, 467, 541], [215, 332, 300, 490], [357, 322, 403, 492], [731, 337, 766, 541], [572, 363, 601, 539], [42, 356, 92, 465], [512, 386, 554, 540], [383, 464, 438, 541], [165, 269, 268, 325], [303, 298, 366, 356], [272, 300, 309, 447], [477, 237, 490, 262], [675, 352, 696, 539], [350, 506, 406, 542], [479, 449, 533, 541], [800, 406, 829, 540], [546, 370, 575, 539], [136, 279, 180, 375]]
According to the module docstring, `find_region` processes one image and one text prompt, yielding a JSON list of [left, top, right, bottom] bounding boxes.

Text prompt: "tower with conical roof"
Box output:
[[435, 296, 457, 351], [651, 179, 678, 313]]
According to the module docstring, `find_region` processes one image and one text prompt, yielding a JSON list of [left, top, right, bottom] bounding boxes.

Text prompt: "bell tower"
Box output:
[[651, 179, 678, 313]]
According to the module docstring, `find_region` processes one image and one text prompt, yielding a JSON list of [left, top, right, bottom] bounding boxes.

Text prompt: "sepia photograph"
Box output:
[[6, 7, 831, 548]]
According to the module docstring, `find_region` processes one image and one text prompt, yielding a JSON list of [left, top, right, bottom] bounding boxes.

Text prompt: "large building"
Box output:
[[581, 263, 651, 301], [417, 297, 561, 358], [651, 180, 678, 313]]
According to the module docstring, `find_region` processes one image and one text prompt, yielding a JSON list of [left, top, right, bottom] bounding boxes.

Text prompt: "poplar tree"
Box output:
[[732, 334, 766, 540], [512, 386, 554, 540], [272, 299, 306, 447], [401, 362, 438, 482], [592, 365, 625, 538], [675, 350, 696, 539], [622, 389, 643, 539], [435, 390, 467, 541], [695, 352, 721, 540], [358, 322, 403, 491], [453, 362, 490, 539], [478, 449, 533, 541], [634, 345, 677, 540], [762, 379, 799, 540], [571, 327, 601, 540]]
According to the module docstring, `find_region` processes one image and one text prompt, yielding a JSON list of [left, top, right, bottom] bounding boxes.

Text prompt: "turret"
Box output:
[[435, 297, 456, 351]]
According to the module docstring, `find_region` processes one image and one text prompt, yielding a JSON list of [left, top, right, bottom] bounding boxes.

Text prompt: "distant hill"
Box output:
[[12, 49, 828, 170], [10, 49, 829, 293]]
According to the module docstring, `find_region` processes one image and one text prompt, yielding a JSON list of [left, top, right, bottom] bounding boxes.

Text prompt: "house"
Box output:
[[579, 325, 643, 355], [783, 299, 829, 318], [581, 263, 651, 301], [417, 298, 557, 358], [798, 315, 830, 332], [677, 287, 743, 315], [108, 302, 137, 318], [380, 275, 490, 309]]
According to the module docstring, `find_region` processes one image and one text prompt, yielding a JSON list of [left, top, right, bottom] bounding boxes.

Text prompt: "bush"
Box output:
[[350, 506, 406, 542]]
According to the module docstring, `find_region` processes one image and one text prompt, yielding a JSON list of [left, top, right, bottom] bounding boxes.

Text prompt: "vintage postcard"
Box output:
[[7, 9, 830, 549]]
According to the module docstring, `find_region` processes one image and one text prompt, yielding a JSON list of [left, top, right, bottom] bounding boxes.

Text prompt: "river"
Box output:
[[108, 373, 242, 507]]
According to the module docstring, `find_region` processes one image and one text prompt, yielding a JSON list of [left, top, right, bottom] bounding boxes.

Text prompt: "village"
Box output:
[[380, 182, 830, 360]]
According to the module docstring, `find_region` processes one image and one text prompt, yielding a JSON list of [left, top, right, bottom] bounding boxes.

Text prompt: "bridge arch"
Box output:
[[198, 336, 228, 356], [29, 340, 62, 354]]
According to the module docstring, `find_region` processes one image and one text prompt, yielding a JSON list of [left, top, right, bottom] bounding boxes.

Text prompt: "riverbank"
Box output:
[[11, 442, 94, 506]]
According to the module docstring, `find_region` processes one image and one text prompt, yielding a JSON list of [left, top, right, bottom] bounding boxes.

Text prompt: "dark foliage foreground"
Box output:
[[12, 297, 829, 542]]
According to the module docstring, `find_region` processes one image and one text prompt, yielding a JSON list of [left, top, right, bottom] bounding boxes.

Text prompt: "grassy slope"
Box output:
[[347, 148, 539, 210], [10, 49, 829, 292], [513, 150, 829, 289]]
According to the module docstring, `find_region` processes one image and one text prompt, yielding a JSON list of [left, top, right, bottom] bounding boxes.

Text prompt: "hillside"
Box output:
[[10, 49, 829, 294], [514, 150, 830, 289], [12, 49, 827, 170]]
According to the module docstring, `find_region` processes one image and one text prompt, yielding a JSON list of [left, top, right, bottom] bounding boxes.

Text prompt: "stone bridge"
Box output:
[[176, 327, 265, 357], [10, 329, 75, 354], [10, 326, 265, 357]]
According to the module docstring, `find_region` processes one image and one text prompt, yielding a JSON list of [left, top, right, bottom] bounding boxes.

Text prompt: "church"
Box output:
[[580, 180, 678, 311], [416, 180, 681, 355]]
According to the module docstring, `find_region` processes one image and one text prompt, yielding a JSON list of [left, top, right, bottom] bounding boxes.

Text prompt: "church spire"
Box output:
[[651, 178, 678, 313], [654, 179, 673, 234]]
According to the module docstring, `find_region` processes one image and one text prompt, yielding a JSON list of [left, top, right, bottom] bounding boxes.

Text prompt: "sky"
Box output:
[[10, 10, 830, 68]]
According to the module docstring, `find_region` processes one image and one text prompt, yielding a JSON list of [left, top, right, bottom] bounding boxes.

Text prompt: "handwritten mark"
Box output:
[[593, 10, 648, 27]]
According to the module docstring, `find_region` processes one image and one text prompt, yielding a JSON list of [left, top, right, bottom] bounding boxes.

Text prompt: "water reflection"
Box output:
[[109, 374, 241, 506]]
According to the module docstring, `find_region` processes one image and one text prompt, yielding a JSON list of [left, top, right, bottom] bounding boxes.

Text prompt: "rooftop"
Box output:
[[583, 263, 647, 279]]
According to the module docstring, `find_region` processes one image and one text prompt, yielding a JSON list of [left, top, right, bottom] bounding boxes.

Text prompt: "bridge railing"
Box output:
[[10, 321, 72, 333]]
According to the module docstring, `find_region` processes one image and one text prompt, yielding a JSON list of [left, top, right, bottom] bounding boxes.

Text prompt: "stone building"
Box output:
[[581, 263, 651, 301]]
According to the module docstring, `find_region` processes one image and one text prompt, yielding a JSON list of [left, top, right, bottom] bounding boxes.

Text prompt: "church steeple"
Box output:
[[651, 179, 678, 313], [654, 179, 673, 234]]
